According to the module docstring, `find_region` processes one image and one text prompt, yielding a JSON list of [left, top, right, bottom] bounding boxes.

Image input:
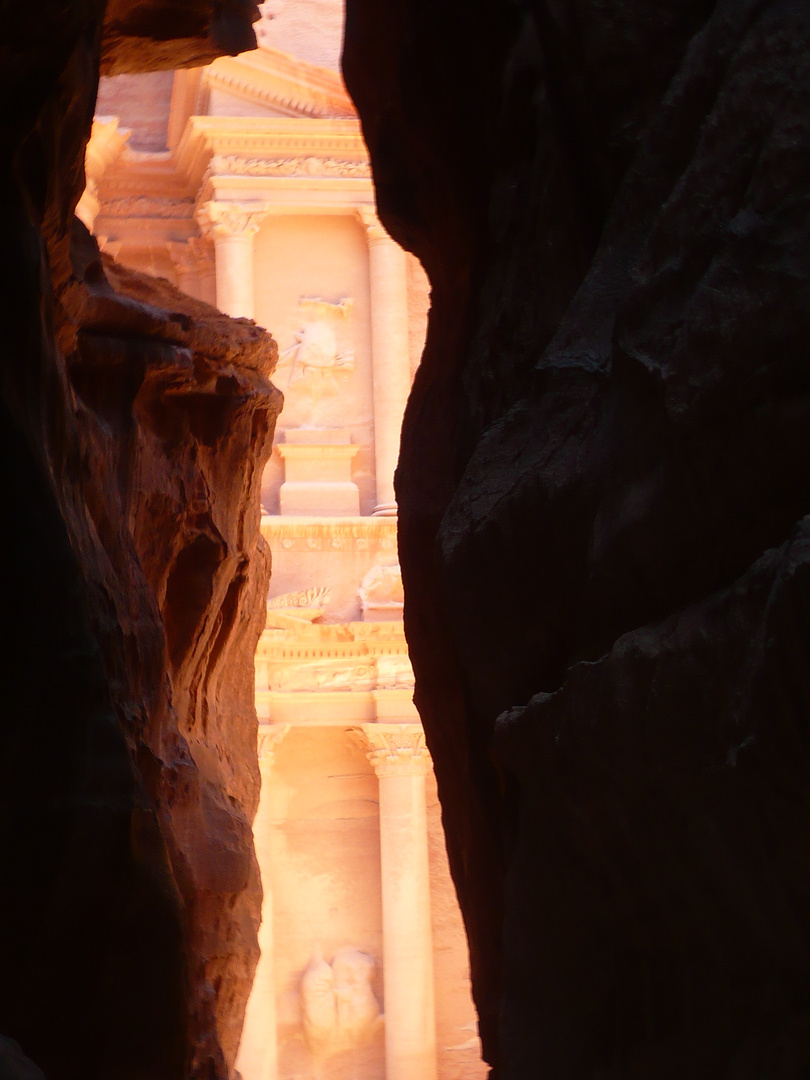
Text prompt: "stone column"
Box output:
[[197, 201, 269, 320], [362, 723, 437, 1080], [235, 723, 290, 1080], [358, 209, 412, 516]]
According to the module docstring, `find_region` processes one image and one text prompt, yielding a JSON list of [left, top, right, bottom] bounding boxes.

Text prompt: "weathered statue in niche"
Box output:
[[300, 946, 383, 1056], [277, 297, 355, 390]]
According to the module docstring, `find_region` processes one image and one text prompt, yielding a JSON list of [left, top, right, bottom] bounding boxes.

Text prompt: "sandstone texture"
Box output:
[[343, 2, 810, 1077], [0, 2, 277, 1079], [102, 0, 261, 75]]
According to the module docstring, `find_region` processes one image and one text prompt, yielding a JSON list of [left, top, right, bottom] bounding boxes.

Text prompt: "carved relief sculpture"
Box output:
[[266, 586, 331, 628], [300, 946, 383, 1057], [359, 564, 404, 617], [277, 297, 355, 390]]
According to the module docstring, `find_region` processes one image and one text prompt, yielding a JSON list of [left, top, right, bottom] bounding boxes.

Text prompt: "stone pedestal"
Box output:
[[277, 428, 360, 516], [362, 724, 437, 1080], [197, 201, 269, 320], [235, 724, 290, 1080], [359, 210, 412, 516]]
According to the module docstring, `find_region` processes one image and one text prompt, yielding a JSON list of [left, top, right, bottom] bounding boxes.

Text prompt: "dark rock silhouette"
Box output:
[[0, 3, 276, 1079], [344, 2, 810, 1076]]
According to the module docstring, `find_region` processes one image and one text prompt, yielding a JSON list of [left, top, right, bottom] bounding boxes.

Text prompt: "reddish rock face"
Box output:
[[344, 2, 810, 1077], [102, 0, 261, 74], [0, 2, 275, 1079]]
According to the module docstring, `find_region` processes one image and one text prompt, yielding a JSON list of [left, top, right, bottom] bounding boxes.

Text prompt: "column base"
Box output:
[[372, 502, 398, 517]]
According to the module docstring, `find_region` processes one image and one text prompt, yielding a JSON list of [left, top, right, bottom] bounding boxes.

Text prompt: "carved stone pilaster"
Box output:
[[257, 723, 291, 767], [356, 209, 411, 513], [361, 723, 431, 777]]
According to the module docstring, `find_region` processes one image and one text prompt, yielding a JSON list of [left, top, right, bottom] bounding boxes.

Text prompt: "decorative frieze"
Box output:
[[211, 154, 371, 178], [261, 517, 398, 551], [101, 196, 195, 219]]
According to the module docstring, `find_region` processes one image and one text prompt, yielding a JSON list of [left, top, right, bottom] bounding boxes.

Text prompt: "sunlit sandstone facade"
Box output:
[[87, 18, 485, 1080]]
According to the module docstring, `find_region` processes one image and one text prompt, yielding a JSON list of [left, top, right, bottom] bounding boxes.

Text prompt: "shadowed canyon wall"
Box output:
[[0, 3, 281, 1079], [343, 2, 810, 1077]]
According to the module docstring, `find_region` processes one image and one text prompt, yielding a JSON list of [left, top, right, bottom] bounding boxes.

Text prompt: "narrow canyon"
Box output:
[[3, 2, 810, 1080]]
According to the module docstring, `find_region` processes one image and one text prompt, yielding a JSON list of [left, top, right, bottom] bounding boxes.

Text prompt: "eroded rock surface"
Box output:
[[102, 0, 260, 75], [1, 2, 276, 1079], [344, 2, 810, 1076]]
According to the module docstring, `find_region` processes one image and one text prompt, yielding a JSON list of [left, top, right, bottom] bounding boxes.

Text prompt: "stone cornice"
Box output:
[[256, 621, 413, 695], [175, 117, 368, 192], [92, 118, 372, 235], [204, 46, 357, 122]]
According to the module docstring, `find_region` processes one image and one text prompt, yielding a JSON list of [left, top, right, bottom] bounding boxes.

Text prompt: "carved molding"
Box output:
[[196, 200, 270, 239], [361, 724, 431, 777], [203, 47, 357, 121], [211, 154, 371, 178], [260, 517, 398, 551], [101, 196, 195, 219], [257, 722, 291, 764]]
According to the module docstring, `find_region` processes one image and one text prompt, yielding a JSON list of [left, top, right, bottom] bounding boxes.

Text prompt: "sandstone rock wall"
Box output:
[[344, 2, 810, 1077], [0, 3, 277, 1078]]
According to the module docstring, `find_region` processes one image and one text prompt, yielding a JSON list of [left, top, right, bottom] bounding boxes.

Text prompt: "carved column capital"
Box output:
[[257, 722, 290, 767], [197, 200, 270, 240], [360, 723, 431, 777], [357, 206, 390, 243]]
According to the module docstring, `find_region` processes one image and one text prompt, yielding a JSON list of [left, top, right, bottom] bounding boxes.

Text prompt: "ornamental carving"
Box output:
[[101, 196, 195, 219], [361, 725, 431, 777], [277, 297, 355, 390], [257, 722, 290, 764], [359, 564, 404, 616], [300, 946, 383, 1057], [196, 200, 270, 239], [266, 586, 330, 629], [211, 154, 371, 178], [268, 661, 376, 693], [375, 654, 415, 690]]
